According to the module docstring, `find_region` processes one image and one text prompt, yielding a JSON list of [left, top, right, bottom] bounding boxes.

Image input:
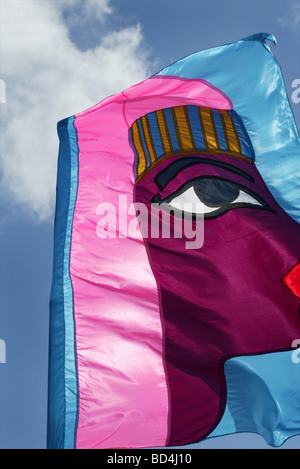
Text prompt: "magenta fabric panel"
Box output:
[[135, 152, 300, 445]]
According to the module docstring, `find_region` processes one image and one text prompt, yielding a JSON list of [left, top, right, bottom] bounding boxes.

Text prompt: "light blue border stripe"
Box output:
[[209, 350, 300, 447], [48, 116, 79, 449], [63, 116, 79, 449]]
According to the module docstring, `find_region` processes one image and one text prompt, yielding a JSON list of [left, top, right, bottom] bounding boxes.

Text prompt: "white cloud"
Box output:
[[0, 0, 152, 221], [58, 0, 113, 20], [278, 2, 300, 31]]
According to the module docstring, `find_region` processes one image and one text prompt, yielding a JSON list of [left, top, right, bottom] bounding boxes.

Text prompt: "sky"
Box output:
[[0, 0, 299, 449]]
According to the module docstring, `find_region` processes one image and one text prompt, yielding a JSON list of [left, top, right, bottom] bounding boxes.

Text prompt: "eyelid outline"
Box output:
[[151, 175, 276, 220], [153, 157, 255, 192]]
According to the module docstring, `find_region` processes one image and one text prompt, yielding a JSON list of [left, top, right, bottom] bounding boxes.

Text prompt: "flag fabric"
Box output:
[[48, 33, 300, 449]]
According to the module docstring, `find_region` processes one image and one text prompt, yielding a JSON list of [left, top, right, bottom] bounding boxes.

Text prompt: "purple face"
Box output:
[[134, 151, 300, 445]]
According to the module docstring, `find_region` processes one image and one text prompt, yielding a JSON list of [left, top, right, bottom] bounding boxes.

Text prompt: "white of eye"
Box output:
[[168, 187, 217, 214], [233, 190, 262, 206], [168, 186, 262, 214]]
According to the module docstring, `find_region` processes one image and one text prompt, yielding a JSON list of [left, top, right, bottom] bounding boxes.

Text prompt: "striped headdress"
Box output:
[[130, 105, 255, 182]]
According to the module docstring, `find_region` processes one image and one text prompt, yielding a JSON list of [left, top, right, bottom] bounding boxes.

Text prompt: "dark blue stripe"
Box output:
[[187, 105, 206, 152], [48, 117, 72, 450], [130, 127, 139, 179], [47, 116, 79, 449], [229, 110, 255, 160], [137, 119, 151, 169], [163, 108, 180, 154], [212, 109, 228, 152], [147, 111, 164, 159]]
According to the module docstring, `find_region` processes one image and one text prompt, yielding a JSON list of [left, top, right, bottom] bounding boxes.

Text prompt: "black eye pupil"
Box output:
[[193, 179, 239, 207]]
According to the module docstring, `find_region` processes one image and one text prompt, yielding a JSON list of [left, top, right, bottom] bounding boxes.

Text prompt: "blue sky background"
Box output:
[[0, 0, 299, 449]]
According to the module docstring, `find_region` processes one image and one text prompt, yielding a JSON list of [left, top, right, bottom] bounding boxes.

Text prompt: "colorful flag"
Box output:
[[48, 33, 300, 449]]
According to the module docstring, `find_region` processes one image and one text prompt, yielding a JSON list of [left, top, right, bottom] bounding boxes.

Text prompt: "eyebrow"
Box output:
[[154, 156, 254, 191]]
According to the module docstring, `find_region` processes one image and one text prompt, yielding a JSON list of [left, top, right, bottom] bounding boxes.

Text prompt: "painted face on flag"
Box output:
[[131, 104, 300, 444]]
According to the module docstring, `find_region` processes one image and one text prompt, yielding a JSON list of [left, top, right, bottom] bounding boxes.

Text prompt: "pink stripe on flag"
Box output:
[[71, 76, 231, 448]]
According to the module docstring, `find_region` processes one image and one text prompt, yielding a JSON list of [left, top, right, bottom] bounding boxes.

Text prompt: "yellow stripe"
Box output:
[[155, 109, 172, 155], [173, 106, 194, 153], [131, 120, 146, 177], [140, 115, 156, 165], [199, 107, 218, 152], [221, 111, 241, 154]]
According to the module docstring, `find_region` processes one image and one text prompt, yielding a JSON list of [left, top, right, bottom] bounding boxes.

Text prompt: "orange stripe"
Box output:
[[173, 106, 194, 153], [131, 120, 147, 177], [199, 107, 218, 152], [140, 115, 156, 165], [221, 111, 242, 154], [156, 109, 172, 155]]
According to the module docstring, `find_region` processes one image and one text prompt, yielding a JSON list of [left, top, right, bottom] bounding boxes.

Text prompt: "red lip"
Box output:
[[282, 261, 300, 300]]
